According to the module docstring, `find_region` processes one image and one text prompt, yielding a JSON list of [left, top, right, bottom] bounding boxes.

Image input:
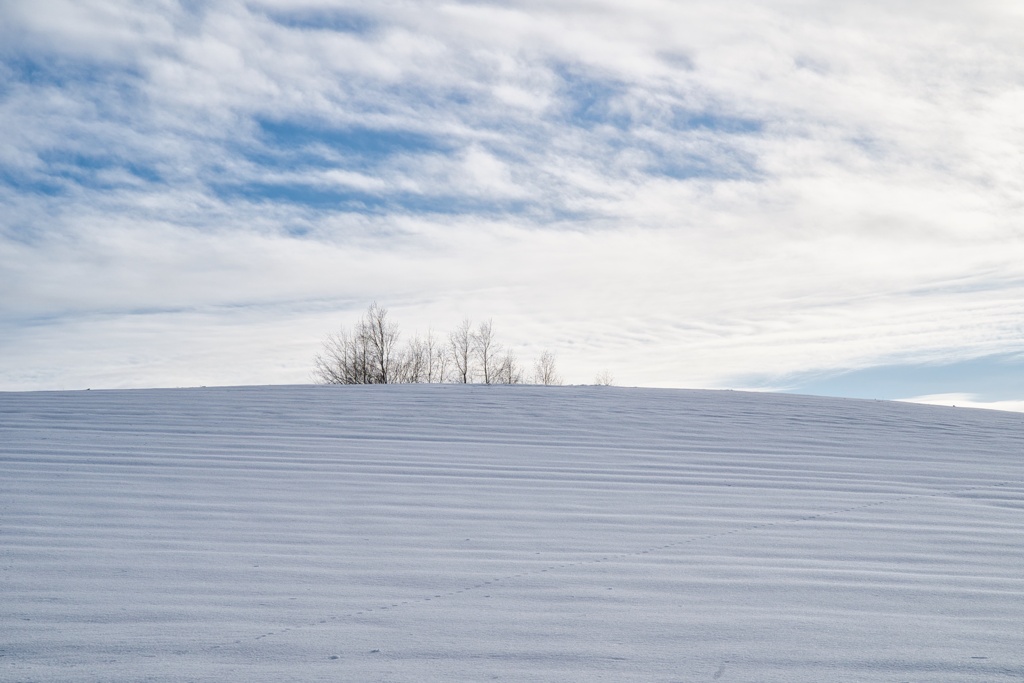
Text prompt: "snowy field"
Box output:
[[2, 384, 1023, 682]]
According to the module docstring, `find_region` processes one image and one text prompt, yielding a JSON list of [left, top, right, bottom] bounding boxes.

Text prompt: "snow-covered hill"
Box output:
[[3, 385, 1023, 682]]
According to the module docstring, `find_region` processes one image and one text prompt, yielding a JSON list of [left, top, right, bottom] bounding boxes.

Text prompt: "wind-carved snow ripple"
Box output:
[[245, 477, 1023, 645], [6, 384, 1023, 680]]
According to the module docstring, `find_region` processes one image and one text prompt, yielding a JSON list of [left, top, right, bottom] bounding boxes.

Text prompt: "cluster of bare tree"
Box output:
[[313, 303, 563, 386]]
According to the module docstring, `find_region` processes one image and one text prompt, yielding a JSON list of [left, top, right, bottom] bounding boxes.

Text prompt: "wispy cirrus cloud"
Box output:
[[2, 0, 1024, 396]]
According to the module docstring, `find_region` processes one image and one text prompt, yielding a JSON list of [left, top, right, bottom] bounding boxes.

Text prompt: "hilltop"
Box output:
[[3, 385, 1023, 681]]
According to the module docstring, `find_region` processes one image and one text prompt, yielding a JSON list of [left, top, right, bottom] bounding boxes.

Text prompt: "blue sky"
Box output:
[[2, 0, 1024, 410]]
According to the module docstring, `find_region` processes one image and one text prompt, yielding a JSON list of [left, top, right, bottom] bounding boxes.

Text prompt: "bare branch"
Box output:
[[533, 350, 562, 386], [472, 319, 501, 385], [449, 318, 473, 384]]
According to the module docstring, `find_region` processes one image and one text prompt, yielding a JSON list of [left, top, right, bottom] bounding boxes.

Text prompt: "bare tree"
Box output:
[[449, 318, 473, 384], [313, 303, 399, 384], [423, 330, 450, 383], [397, 329, 450, 383], [533, 350, 562, 386], [364, 302, 401, 384], [316, 307, 567, 387], [495, 349, 524, 384], [594, 369, 615, 386], [473, 319, 502, 385], [399, 335, 428, 383], [314, 327, 369, 385]]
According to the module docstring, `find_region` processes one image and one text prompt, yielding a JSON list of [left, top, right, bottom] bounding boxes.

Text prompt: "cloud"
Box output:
[[2, 0, 1024, 391]]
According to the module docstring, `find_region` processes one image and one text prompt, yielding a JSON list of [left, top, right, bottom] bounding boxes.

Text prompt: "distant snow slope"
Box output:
[[2, 385, 1023, 682]]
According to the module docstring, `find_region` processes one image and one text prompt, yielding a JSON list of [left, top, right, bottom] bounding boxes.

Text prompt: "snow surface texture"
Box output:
[[2, 384, 1023, 682]]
